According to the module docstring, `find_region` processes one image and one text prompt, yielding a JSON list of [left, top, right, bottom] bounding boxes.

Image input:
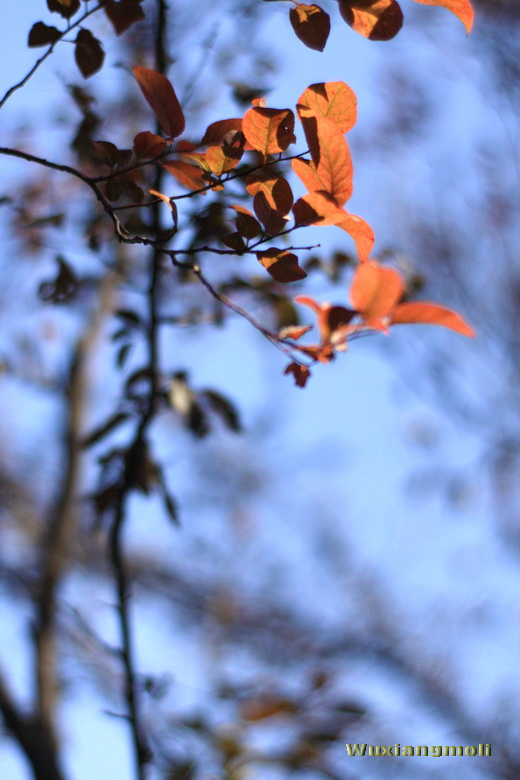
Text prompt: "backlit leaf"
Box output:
[[133, 131, 167, 159], [297, 113, 353, 205], [162, 160, 208, 191], [257, 249, 307, 283], [297, 82, 357, 134], [350, 261, 404, 322], [133, 67, 185, 139], [75, 29, 104, 78], [231, 206, 261, 239], [338, 0, 404, 41], [390, 302, 475, 336], [253, 192, 288, 235], [242, 106, 295, 157], [335, 212, 375, 262], [246, 174, 294, 214], [411, 0, 474, 34], [292, 191, 347, 226], [201, 119, 243, 145], [289, 4, 331, 52], [205, 144, 243, 176]]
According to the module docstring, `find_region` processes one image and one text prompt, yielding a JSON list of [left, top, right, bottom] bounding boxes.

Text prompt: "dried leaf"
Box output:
[[338, 0, 404, 41], [75, 29, 104, 78], [28, 22, 61, 47], [289, 4, 331, 52], [411, 0, 473, 34], [132, 67, 185, 139], [284, 362, 311, 387], [390, 301, 475, 336], [257, 249, 307, 283], [297, 82, 357, 134]]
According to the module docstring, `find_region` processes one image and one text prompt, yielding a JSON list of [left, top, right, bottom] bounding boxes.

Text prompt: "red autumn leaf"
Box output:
[[75, 29, 104, 78], [28, 22, 61, 47], [242, 106, 295, 157], [338, 0, 404, 41], [390, 302, 474, 336], [132, 67, 185, 139], [297, 82, 357, 134], [246, 175, 294, 214], [411, 0, 474, 34], [296, 113, 353, 205], [253, 192, 288, 235], [350, 261, 404, 324], [284, 362, 311, 388], [335, 212, 375, 263], [289, 4, 331, 52], [133, 131, 167, 159], [205, 144, 243, 176], [161, 160, 208, 191], [104, 1, 145, 35], [257, 249, 307, 283]]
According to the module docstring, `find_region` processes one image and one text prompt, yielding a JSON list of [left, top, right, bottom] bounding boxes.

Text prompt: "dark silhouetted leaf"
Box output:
[[47, 0, 80, 19], [257, 249, 307, 283], [28, 22, 61, 47], [104, 0, 145, 35], [202, 390, 242, 432], [338, 0, 404, 41], [289, 4, 331, 51], [75, 29, 104, 78]]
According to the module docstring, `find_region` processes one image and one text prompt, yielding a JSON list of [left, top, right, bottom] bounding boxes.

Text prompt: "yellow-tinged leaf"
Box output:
[[289, 4, 331, 51], [297, 82, 357, 134], [390, 302, 475, 336], [411, 0, 473, 34]]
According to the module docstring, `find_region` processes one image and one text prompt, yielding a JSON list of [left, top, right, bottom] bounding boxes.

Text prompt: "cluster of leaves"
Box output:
[[288, 0, 474, 49], [86, 65, 474, 389]]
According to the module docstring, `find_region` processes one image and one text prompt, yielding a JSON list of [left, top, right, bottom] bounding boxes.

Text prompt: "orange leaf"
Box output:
[[297, 82, 357, 134], [390, 302, 475, 336], [335, 212, 375, 262], [161, 160, 208, 191], [205, 144, 243, 175], [246, 175, 294, 214], [257, 249, 307, 283], [411, 0, 473, 34], [289, 4, 331, 52], [149, 189, 178, 227], [338, 0, 404, 41], [292, 191, 347, 226], [297, 114, 353, 205], [242, 106, 295, 157], [350, 261, 404, 322], [132, 67, 185, 139]]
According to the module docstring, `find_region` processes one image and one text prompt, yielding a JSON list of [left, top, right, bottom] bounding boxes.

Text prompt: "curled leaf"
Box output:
[[411, 0, 474, 34], [284, 362, 312, 387]]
